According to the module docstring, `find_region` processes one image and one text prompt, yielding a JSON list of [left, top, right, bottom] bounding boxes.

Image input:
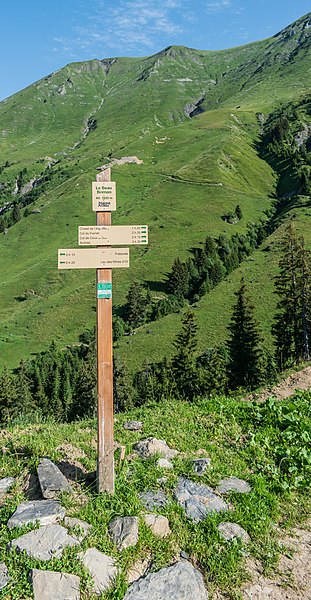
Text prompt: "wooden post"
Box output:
[[96, 167, 114, 494]]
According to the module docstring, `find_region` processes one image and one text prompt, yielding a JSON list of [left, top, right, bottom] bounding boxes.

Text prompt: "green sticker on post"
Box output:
[[97, 282, 112, 299]]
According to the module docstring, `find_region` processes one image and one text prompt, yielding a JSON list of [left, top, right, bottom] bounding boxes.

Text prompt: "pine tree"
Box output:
[[235, 205, 243, 220], [172, 310, 199, 400], [71, 360, 96, 420], [51, 366, 63, 420], [125, 282, 147, 328], [201, 346, 228, 394], [204, 236, 217, 257], [227, 278, 265, 389], [62, 371, 73, 421], [13, 361, 36, 422], [272, 225, 311, 368], [168, 258, 189, 298], [113, 356, 134, 412], [11, 203, 21, 224], [0, 368, 17, 424]]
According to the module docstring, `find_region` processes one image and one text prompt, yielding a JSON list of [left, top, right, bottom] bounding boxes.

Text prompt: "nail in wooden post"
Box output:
[[96, 167, 114, 494]]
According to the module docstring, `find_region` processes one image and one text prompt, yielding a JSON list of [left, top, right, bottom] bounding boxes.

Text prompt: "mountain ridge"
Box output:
[[0, 12, 310, 370]]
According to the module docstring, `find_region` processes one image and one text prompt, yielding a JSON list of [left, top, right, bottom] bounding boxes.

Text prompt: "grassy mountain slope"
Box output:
[[0, 13, 310, 370]]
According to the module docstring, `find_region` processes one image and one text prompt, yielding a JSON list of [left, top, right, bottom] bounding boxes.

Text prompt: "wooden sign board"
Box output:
[[79, 225, 148, 246], [58, 248, 129, 269], [92, 181, 116, 211]]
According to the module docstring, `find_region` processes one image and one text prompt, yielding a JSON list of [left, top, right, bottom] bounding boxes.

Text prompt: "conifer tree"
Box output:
[[71, 361, 96, 420], [0, 368, 17, 424], [113, 356, 134, 412], [172, 310, 199, 400], [201, 346, 228, 394], [125, 282, 147, 328], [272, 225, 311, 368], [235, 205, 243, 220], [204, 236, 217, 257], [168, 257, 189, 298], [11, 203, 21, 224], [14, 361, 36, 422], [227, 278, 265, 389]]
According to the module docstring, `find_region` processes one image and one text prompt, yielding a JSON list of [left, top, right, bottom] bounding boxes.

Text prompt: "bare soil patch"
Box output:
[[248, 366, 311, 403]]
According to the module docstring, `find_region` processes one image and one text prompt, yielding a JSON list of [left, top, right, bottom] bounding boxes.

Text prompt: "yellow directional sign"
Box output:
[[78, 225, 148, 246], [58, 248, 129, 269], [92, 181, 116, 211]]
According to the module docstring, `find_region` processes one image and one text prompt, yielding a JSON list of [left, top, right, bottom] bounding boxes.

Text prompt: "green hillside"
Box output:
[[0, 13, 311, 370]]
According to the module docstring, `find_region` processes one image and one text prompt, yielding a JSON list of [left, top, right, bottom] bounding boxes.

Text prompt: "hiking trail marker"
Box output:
[[58, 168, 148, 494]]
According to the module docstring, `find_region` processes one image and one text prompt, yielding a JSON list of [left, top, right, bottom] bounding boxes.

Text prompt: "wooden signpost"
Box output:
[[58, 168, 148, 494]]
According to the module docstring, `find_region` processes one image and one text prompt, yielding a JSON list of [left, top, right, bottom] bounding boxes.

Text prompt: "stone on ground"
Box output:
[[123, 560, 208, 599], [218, 522, 250, 544], [192, 458, 211, 475], [0, 477, 15, 496], [31, 569, 80, 600], [0, 563, 10, 591], [143, 514, 171, 538], [64, 517, 92, 541], [175, 478, 229, 522], [108, 516, 139, 550], [9, 524, 79, 560], [157, 458, 174, 469], [127, 556, 151, 584], [78, 548, 118, 595], [134, 438, 178, 460], [139, 491, 168, 511], [124, 421, 143, 431], [216, 476, 251, 494], [7, 499, 65, 529], [38, 458, 72, 499]]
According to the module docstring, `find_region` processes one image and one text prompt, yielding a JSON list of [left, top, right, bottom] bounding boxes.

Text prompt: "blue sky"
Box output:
[[0, 0, 310, 101]]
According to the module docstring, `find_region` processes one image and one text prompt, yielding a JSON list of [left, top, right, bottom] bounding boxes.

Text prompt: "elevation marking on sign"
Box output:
[[92, 181, 116, 211]]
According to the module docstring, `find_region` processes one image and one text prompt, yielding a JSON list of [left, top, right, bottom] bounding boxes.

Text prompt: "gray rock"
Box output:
[[124, 421, 143, 431], [32, 569, 80, 599], [157, 458, 174, 470], [64, 517, 92, 542], [134, 438, 178, 460], [78, 548, 118, 595], [108, 516, 139, 550], [218, 522, 250, 544], [9, 524, 79, 560], [143, 514, 171, 538], [0, 563, 10, 591], [192, 458, 211, 475], [7, 499, 65, 529], [38, 458, 72, 499], [175, 478, 229, 522], [0, 477, 15, 495], [139, 491, 168, 511], [123, 560, 208, 599], [216, 476, 251, 494]]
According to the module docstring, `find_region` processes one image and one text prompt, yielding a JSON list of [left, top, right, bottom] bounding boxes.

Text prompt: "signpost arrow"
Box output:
[[58, 248, 129, 269], [78, 225, 148, 246]]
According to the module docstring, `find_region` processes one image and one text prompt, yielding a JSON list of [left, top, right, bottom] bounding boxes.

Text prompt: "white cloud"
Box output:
[[53, 0, 190, 58], [205, 0, 232, 14]]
